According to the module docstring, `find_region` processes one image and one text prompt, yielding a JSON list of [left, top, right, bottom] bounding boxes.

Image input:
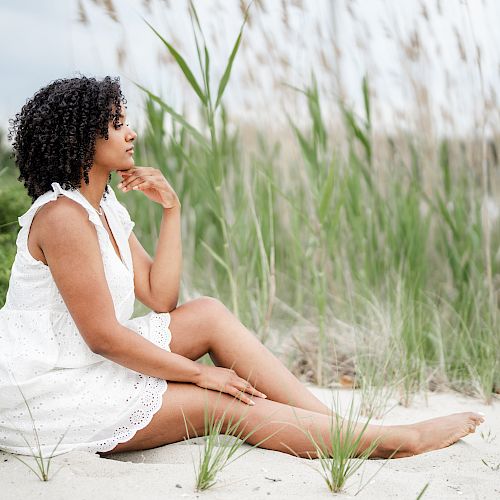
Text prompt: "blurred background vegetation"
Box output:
[[1, 0, 499, 410]]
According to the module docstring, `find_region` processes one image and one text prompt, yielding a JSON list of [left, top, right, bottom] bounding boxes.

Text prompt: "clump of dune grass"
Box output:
[[281, 389, 398, 495], [481, 458, 500, 472], [479, 428, 496, 444], [181, 384, 284, 491], [0, 373, 70, 481], [346, 293, 404, 418]]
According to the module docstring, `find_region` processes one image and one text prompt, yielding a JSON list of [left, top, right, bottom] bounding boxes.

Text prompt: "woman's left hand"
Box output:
[[117, 167, 180, 209]]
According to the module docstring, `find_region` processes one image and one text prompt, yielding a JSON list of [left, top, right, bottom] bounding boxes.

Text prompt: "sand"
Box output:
[[1, 386, 499, 499]]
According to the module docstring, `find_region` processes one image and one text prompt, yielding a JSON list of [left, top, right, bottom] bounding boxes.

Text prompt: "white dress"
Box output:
[[0, 181, 172, 458]]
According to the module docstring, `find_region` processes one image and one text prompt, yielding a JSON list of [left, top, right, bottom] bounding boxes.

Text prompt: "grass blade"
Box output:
[[143, 18, 207, 105], [214, 2, 251, 110], [133, 82, 209, 150]]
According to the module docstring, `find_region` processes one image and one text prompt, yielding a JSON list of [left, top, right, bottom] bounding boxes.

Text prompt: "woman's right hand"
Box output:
[[193, 365, 267, 405]]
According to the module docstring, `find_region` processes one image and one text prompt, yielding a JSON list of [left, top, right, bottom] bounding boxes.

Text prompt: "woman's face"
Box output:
[[92, 108, 137, 173]]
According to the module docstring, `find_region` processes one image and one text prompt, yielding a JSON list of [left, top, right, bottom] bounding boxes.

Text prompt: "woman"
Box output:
[[0, 75, 484, 460]]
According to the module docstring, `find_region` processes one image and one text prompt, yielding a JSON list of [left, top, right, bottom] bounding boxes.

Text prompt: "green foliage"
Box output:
[[127, 36, 499, 401], [0, 168, 31, 306], [135, 0, 250, 318]]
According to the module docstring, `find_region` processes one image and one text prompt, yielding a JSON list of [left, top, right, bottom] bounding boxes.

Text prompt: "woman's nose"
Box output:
[[127, 127, 137, 141]]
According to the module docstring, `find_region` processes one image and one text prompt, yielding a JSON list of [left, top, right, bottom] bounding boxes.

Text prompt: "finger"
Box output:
[[123, 167, 155, 177], [122, 178, 147, 191], [130, 179, 148, 191], [237, 380, 267, 399], [228, 386, 255, 406], [117, 174, 136, 189], [117, 166, 151, 180], [119, 175, 142, 190]]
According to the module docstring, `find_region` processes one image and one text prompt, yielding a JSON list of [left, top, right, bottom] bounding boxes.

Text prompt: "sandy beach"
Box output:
[[1, 386, 499, 499]]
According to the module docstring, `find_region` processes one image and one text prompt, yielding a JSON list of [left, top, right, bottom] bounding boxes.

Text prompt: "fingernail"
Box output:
[[249, 400, 255, 405], [133, 186, 138, 190], [117, 182, 122, 188], [262, 394, 267, 399]]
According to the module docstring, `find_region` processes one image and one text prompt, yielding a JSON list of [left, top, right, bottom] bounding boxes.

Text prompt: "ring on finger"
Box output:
[[126, 180, 145, 191]]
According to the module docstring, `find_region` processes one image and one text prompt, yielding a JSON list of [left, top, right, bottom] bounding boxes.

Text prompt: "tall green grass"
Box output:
[[124, 2, 499, 404], [1, 1, 498, 407]]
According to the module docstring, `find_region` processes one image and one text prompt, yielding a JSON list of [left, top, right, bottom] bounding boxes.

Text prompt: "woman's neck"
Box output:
[[77, 167, 109, 212]]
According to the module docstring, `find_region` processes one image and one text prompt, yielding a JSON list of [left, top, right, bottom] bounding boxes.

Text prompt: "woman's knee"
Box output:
[[190, 296, 231, 328]]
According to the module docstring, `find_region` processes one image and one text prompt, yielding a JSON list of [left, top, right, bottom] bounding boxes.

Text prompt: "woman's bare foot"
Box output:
[[360, 411, 485, 459], [411, 412, 485, 455]]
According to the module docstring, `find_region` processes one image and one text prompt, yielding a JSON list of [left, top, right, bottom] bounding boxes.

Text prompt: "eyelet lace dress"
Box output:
[[0, 182, 172, 458]]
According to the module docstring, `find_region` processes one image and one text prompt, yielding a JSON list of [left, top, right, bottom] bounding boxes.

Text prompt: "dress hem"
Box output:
[[77, 378, 168, 456], [77, 312, 172, 456], [0, 312, 172, 459]]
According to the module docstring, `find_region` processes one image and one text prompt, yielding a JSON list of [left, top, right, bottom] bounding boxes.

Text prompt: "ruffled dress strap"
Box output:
[[16, 182, 108, 271], [18, 182, 104, 230]]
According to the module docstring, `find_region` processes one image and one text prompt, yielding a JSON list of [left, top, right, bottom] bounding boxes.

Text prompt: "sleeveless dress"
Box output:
[[0, 181, 172, 458]]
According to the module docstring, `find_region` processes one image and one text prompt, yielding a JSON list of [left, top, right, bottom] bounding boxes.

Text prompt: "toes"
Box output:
[[467, 412, 485, 424], [471, 415, 485, 425], [466, 420, 479, 433]]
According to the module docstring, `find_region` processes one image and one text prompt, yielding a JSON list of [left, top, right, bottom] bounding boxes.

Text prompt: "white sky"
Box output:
[[0, 0, 499, 139]]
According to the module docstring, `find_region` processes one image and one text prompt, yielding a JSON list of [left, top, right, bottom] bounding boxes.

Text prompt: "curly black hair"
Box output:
[[7, 75, 127, 202]]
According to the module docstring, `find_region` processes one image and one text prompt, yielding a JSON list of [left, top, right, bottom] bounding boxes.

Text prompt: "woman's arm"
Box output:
[[149, 205, 182, 312], [95, 322, 202, 382], [39, 198, 201, 382], [94, 324, 261, 407], [118, 167, 182, 313]]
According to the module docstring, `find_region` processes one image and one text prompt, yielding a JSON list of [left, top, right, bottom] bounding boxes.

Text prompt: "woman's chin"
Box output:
[[115, 164, 134, 172]]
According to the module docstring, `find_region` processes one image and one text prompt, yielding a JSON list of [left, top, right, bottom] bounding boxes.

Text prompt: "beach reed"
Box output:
[[121, 1, 499, 404], [181, 370, 286, 491], [281, 389, 397, 495], [134, 0, 251, 320], [0, 373, 70, 481], [479, 428, 496, 444], [481, 458, 500, 472], [416, 482, 430, 499]]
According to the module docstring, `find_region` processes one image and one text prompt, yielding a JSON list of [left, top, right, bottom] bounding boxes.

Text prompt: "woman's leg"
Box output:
[[100, 382, 483, 459], [163, 297, 483, 456], [101, 297, 483, 458], [167, 296, 336, 416]]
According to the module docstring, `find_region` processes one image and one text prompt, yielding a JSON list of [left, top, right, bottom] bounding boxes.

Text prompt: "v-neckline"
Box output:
[[75, 187, 129, 271], [100, 203, 127, 268]]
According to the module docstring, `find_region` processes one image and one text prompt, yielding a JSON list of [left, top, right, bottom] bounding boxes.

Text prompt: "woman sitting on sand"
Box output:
[[0, 75, 484, 460]]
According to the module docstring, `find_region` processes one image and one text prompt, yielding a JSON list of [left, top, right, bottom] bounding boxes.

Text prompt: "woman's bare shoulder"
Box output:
[[29, 195, 91, 265], [34, 195, 88, 226]]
